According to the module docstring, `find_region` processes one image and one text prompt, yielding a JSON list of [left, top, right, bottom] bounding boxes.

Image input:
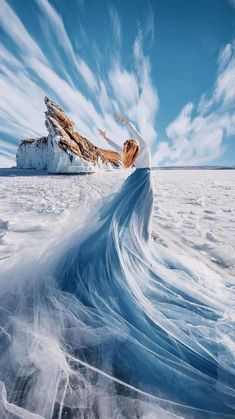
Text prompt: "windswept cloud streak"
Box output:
[[0, 139, 16, 167], [154, 40, 235, 166], [0, 0, 158, 163], [35, 0, 98, 92], [133, 31, 159, 143], [0, 0, 47, 63], [108, 5, 122, 49], [2, 0, 233, 168]]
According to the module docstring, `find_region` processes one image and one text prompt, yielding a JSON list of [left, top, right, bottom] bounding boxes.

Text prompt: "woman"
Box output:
[[0, 116, 235, 418], [98, 114, 150, 170]]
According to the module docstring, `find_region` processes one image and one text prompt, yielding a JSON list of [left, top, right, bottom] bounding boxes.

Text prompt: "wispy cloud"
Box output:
[[154, 40, 235, 166], [0, 0, 158, 161], [228, 0, 235, 8], [35, 0, 98, 91], [108, 5, 122, 49], [213, 41, 235, 108], [108, 65, 139, 109], [0, 0, 47, 63], [1, 0, 234, 169], [0, 139, 16, 167], [0, 56, 46, 138], [132, 30, 159, 143], [144, 1, 155, 46]]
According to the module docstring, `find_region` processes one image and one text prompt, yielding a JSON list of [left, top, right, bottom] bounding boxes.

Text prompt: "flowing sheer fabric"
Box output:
[[0, 168, 235, 418]]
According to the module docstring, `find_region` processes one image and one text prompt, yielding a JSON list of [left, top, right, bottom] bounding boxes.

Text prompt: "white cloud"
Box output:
[[0, 0, 158, 159], [0, 155, 15, 168], [0, 67, 46, 138], [154, 41, 235, 166], [0, 139, 17, 154], [1, 0, 234, 169], [228, 0, 235, 8], [0, 0, 47, 63], [35, 0, 97, 92], [214, 61, 235, 107], [108, 65, 139, 108], [144, 2, 155, 46], [166, 103, 193, 139], [0, 139, 16, 167], [108, 5, 122, 48], [218, 43, 233, 70], [76, 59, 97, 92], [132, 31, 159, 143]]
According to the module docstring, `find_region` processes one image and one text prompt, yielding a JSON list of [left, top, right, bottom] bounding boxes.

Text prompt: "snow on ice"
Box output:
[[0, 169, 234, 290]]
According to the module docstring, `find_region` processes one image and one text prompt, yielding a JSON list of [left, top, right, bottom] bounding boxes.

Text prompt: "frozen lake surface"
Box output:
[[0, 167, 235, 418], [0, 169, 235, 284]]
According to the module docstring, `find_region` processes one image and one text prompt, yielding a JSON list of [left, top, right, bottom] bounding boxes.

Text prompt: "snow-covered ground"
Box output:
[[0, 168, 234, 284]]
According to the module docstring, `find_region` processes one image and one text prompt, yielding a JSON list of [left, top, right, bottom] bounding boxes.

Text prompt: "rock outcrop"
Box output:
[[16, 97, 122, 173]]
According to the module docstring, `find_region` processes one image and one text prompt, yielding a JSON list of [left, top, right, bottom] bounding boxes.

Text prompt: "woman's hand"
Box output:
[[98, 128, 108, 141], [114, 114, 128, 124]]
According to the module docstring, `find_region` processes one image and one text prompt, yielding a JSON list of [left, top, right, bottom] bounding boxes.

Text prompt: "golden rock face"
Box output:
[[18, 96, 121, 168]]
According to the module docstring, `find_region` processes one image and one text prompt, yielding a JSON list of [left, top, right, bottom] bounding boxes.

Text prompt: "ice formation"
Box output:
[[16, 97, 122, 173]]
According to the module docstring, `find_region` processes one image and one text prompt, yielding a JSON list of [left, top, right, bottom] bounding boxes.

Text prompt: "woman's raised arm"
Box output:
[[98, 129, 122, 153], [114, 115, 148, 151]]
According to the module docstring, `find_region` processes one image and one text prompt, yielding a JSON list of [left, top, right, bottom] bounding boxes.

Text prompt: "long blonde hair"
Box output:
[[98, 148, 121, 166], [98, 139, 139, 168], [122, 139, 139, 168]]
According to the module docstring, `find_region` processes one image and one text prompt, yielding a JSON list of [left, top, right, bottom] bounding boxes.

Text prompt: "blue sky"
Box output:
[[0, 0, 235, 167]]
